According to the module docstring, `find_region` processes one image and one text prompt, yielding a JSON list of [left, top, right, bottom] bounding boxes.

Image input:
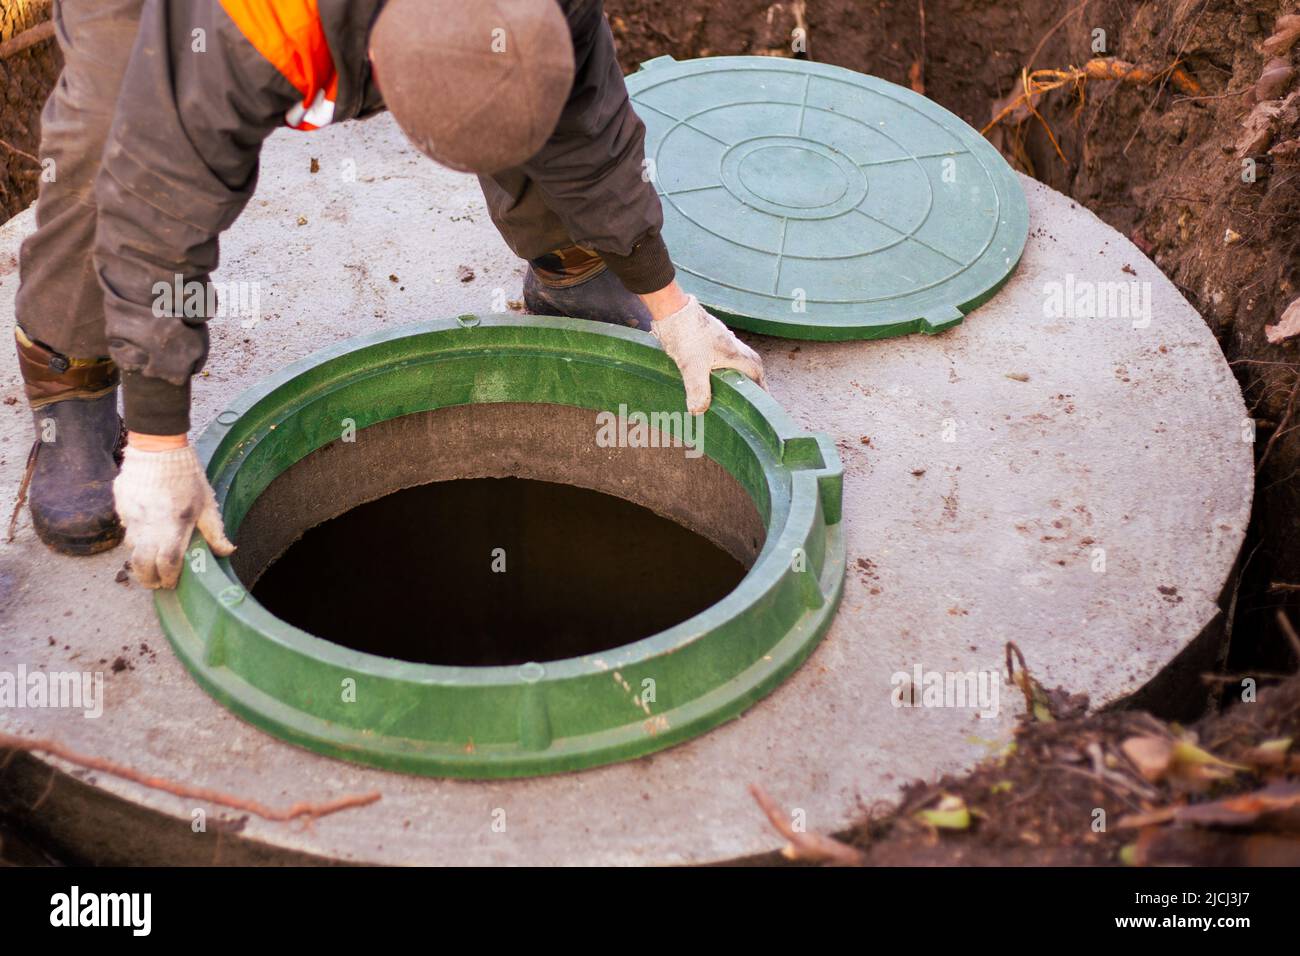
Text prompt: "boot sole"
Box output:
[[31, 519, 125, 557]]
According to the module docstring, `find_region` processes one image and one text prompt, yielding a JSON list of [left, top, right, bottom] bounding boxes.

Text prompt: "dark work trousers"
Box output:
[[14, 0, 145, 360]]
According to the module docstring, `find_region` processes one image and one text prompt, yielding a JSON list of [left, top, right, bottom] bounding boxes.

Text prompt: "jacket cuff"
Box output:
[[600, 232, 676, 295], [122, 370, 192, 435]]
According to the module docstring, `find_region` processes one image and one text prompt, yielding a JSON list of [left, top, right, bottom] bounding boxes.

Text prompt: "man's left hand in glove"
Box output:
[[113, 435, 236, 589]]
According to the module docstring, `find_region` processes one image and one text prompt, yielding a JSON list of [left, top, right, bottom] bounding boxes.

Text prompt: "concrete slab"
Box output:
[[0, 114, 1253, 864]]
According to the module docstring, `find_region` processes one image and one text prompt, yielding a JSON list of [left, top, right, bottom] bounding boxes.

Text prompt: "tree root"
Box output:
[[0, 732, 382, 823]]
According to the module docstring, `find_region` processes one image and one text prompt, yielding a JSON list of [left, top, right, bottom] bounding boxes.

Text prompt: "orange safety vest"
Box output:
[[220, 0, 338, 130]]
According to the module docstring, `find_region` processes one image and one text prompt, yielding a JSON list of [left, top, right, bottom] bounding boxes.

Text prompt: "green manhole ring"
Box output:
[[154, 316, 845, 778], [627, 55, 1029, 340]]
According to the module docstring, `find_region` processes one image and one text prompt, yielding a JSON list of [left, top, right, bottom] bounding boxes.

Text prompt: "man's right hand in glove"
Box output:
[[113, 434, 235, 589], [642, 283, 767, 414]]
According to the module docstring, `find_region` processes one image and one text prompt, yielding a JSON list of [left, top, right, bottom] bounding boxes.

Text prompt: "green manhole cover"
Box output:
[[154, 316, 845, 778], [627, 56, 1029, 340]]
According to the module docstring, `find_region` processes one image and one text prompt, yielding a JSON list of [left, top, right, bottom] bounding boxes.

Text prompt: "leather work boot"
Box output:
[[15, 329, 125, 556], [523, 244, 653, 332]]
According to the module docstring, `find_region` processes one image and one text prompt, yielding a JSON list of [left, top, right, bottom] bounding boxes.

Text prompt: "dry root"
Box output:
[[983, 58, 1203, 164], [0, 732, 381, 823]]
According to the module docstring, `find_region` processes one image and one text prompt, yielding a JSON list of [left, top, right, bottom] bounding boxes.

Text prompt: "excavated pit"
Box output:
[[231, 402, 765, 667]]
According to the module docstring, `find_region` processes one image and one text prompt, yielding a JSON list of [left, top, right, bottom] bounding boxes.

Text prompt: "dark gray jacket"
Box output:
[[95, 0, 672, 434]]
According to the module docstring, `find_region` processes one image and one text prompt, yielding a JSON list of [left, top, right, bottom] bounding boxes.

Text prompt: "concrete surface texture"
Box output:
[[0, 114, 1253, 864]]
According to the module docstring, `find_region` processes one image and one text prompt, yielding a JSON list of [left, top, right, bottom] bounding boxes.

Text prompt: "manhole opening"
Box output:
[[250, 477, 748, 666], [231, 402, 767, 667]]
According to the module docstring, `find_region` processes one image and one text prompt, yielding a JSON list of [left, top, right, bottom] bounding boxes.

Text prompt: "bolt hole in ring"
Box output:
[[155, 316, 844, 778]]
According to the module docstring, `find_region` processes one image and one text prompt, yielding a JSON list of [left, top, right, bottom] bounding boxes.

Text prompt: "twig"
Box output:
[[1052, 760, 1148, 806], [1171, 87, 1251, 104], [791, 0, 810, 60], [6, 442, 37, 544], [0, 20, 54, 61], [1116, 805, 1180, 829], [749, 784, 864, 865], [0, 139, 39, 165], [0, 732, 381, 823], [1277, 610, 1300, 663], [1027, 0, 1092, 72], [1262, 465, 1300, 494], [1200, 671, 1295, 683], [1004, 641, 1036, 714], [1022, 69, 1068, 165], [1217, 536, 1265, 705], [1257, 375, 1299, 473], [1123, 0, 1207, 155], [1086, 741, 1158, 800], [912, 0, 926, 95]]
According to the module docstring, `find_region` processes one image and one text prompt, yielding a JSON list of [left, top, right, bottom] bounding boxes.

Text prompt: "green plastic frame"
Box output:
[[155, 316, 845, 778]]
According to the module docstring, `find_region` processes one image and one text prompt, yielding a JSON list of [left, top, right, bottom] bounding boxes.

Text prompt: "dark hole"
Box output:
[[251, 477, 748, 666]]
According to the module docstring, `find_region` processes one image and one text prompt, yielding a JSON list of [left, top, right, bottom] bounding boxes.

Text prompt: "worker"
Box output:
[[12, 0, 766, 588]]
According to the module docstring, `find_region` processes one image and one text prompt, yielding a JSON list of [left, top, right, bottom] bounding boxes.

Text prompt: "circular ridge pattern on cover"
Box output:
[[627, 56, 1030, 340]]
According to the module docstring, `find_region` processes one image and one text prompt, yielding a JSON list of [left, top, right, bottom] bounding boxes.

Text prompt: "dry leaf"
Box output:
[[1239, 89, 1300, 156], [1121, 734, 1245, 789], [908, 58, 925, 95], [1262, 14, 1300, 57], [1176, 781, 1300, 829], [1122, 735, 1174, 782], [1169, 738, 1249, 789], [1256, 57, 1296, 101], [915, 794, 971, 830], [1237, 99, 1284, 156], [1241, 737, 1294, 767], [1265, 296, 1300, 345]]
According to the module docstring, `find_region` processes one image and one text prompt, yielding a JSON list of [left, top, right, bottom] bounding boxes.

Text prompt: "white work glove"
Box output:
[[113, 445, 235, 589], [651, 295, 767, 414]]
